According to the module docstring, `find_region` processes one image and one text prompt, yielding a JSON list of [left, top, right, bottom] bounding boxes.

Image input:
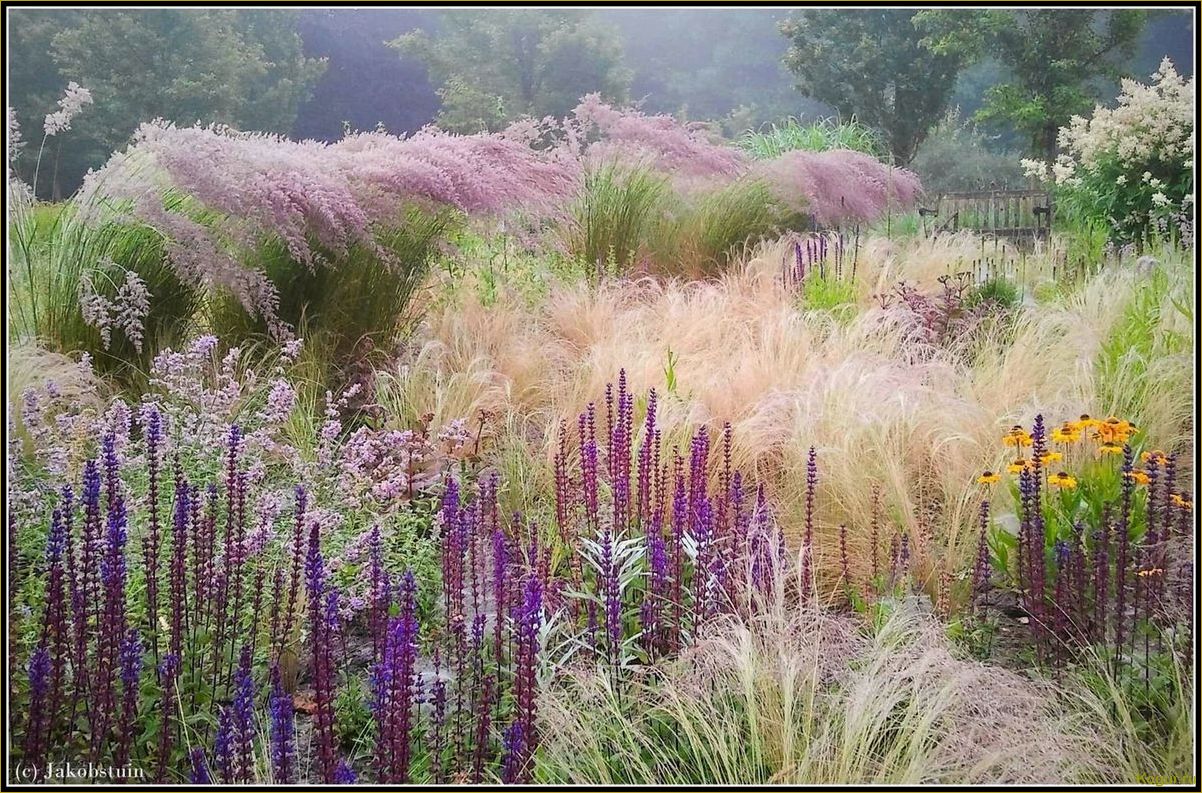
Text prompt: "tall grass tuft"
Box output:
[[8, 199, 202, 386], [739, 117, 885, 160], [567, 165, 670, 278], [207, 208, 455, 384], [1067, 645, 1195, 782], [648, 179, 793, 278], [1094, 260, 1193, 452]]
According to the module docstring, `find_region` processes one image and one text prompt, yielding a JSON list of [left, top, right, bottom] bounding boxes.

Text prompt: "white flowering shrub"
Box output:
[[1022, 58, 1195, 244]]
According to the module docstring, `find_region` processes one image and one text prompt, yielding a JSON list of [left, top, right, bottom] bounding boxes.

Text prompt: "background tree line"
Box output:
[[7, 6, 1194, 198]]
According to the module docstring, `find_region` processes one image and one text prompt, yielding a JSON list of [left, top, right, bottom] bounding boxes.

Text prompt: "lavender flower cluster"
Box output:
[[782, 230, 859, 289]]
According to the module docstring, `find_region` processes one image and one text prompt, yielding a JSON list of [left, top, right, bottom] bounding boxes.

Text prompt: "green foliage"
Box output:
[[909, 110, 1027, 191], [568, 165, 669, 278], [1095, 264, 1191, 427], [648, 178, 788, 277], [966, 277, 1020, 311], [663, 348, 679, 394], [391, 10, 630, 133], [780, 10, 964, 164], [7, 9, 324, 198], [1055, 156, 1192, 249], [738, 116, 884, 159], [800, 274, 858, 316], [916, 9, 1147, 160], [208, 208, 454, 385], [1071, 646, 1195, 780], [7, 199, 202, 386], [1056, 216, 1112, 265]]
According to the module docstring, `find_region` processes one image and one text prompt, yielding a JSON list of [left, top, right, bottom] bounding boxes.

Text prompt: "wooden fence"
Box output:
[[920, 189, 1053, 244]]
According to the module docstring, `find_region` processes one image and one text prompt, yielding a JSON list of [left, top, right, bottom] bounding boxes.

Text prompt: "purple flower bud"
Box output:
[[501, 720, 526, 784], [268, 664, 294, 783], [334, 759, 357, 784], [190, 748, 211, 784]]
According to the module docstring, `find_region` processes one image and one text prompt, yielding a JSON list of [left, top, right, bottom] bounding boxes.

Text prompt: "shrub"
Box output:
[[909, 110, 1027, 192], [1023, 58, 1194, 245]]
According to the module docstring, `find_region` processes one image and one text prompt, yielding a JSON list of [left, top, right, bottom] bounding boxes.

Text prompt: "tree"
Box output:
[[7, 9, 325, 198], [915, 9, 1147, 161], [391, 10, 630, 132], [779, 10, 964, 164]]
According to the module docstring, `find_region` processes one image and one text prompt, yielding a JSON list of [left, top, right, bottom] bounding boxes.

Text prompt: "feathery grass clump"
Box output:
[[538, 584, 1113, 785]]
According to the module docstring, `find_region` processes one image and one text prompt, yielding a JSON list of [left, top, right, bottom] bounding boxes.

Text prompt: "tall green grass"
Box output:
[[8, 199, 202, 386], [1066, 645, 1195, 783], [568, 165, 670, 278], [1094, 254, 1193, 452], [739, 117, 885, 160], [649, 179, 790, 277], [207, 208, 455, 382]]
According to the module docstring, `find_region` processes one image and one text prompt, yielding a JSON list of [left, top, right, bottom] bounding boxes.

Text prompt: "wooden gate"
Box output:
[[920, 189, 1053, 244]]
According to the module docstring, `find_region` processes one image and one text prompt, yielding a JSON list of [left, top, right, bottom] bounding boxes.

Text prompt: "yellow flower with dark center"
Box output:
[[1073, 414, 1099, 432], [1049, 471, 1078, 489], [1099, 443, 1124, 456], [977, 471, 1001, 484], [1142, 450, 1166, 464], [1040, 451, 1063, 464], [1002, 426, 1032, 447], [1007, 459, 1032, 474], [1124, 470, 1151, 485], [1137, 568, 1164, 578], [1051, 424, 1080, 444]]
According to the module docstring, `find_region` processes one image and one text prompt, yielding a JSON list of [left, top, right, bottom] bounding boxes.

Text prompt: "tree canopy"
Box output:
[[390, 10, 630, 133], [915, 9, 1147, 161], [7, 9, 324, 198], [780, 9, 964, 164]]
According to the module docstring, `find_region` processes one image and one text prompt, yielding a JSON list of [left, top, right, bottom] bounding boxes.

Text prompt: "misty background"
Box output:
[[6, 7, 1195, 198]]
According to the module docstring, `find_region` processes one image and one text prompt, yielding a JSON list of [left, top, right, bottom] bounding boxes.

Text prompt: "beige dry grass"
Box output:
[[538, 582, 1115, 784]]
